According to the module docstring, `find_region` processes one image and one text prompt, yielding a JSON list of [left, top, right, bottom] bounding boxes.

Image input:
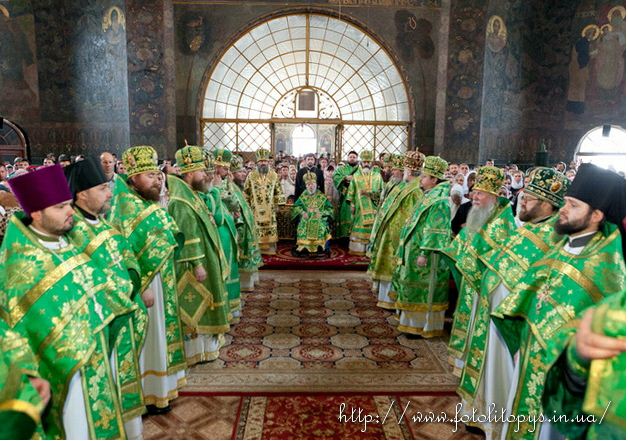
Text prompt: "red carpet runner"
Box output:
[[261, 242, 369, 270], [144, 393, 481, 440]]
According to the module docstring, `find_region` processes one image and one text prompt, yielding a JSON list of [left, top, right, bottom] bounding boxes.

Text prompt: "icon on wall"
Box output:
[[486, 15, 507, 53]]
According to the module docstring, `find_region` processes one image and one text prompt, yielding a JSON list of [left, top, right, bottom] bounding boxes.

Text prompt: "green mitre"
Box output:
[[175, 145, 206, 174]]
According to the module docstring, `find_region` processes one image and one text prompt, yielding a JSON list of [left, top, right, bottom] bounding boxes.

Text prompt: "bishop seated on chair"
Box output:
[[291, 171, 334, 257]]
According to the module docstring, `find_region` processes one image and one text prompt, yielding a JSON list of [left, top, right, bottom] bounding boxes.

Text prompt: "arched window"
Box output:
[[201, 13, 412, 161], [575, 125, 626, 173]]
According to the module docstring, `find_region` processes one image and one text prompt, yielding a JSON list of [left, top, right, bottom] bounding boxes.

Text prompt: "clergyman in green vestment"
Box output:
[[209, 148, 242, 322], [1, 164, 135, 439], [109, 146, 187, 413], [458, 167, 569, 438], [228, 154, 262, 291], [492, 164, 626, 439], [369, 151, 424, 309], [392, 155, 452, 337], [346, 150, 384, 255], [64, 156, 149, 438], [377, 154, 404, 206], [332, 150, 360, 239], [542, 290, 626, 440], [0, 319, 48, 439], [167, 146, 231, 365], [291, 171, 334, 255], [444, 166, 517, 378]]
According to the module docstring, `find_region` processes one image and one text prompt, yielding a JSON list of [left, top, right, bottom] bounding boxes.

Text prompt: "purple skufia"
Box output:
[[9, 164, 73, 215]]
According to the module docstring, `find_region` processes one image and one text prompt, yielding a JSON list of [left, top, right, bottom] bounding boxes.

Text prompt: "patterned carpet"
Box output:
[[183, 270, 458, 393], [143, 393, 481, 440], [260, 242, 370, 270]]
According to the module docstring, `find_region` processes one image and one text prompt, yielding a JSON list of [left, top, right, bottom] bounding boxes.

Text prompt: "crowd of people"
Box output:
[[0, 146, 625, 440]]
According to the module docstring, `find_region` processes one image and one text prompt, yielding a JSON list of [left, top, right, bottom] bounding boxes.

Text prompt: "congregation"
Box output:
[[0, 146, 625, 440]]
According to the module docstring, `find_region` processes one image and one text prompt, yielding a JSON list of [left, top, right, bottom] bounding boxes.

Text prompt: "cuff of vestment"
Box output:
[[566, 337, 590, 379]]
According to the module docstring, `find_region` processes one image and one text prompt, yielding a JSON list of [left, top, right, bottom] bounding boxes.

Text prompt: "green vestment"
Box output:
[[457, 215, 562, 403], [332, 163, 359, 238], [380, 178, 402, 206], [346, 168, 384, 249], [107, 175, 187, 383], [368, 180, 409, 285], [291, 190, 334, 252], [391, 181, 451, 336], [243, 170, 285, 252], [492, 223, 625, 439], [68, 211, 148, 421], [206, 183, 241, 319], [0, 320, 45, 439], [223, 180, 262, 276], [542, 290, 626, 440], [0, 213, 135, 439], [444, 198, 517, 373], [167, 175, 231, 363]]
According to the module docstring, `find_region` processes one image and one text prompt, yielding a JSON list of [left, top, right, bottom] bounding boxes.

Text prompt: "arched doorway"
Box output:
[[200, 13, 412, 162], [575, 125, 626, 173], [291, 125, 317, 157], [0, 119, 29, 163]]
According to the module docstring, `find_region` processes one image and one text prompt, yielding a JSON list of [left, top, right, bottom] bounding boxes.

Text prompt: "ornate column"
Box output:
[[126, 0, 177, 158]]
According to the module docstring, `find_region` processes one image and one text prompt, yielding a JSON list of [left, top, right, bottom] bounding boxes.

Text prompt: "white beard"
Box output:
[[465, 201, 497, 236], [362, 167, 371, 174], [307, 188, 316, 195], [510, 180, 524, 190], [389, 175, 402, 184]]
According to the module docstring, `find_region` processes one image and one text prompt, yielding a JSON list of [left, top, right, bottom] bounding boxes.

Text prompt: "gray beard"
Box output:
[[307, 188, 317, 195], [389, 175, 402, 184], [510, 180, 524, 190], [465, 202, 497, 236], [258, 165, 269, 174]]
